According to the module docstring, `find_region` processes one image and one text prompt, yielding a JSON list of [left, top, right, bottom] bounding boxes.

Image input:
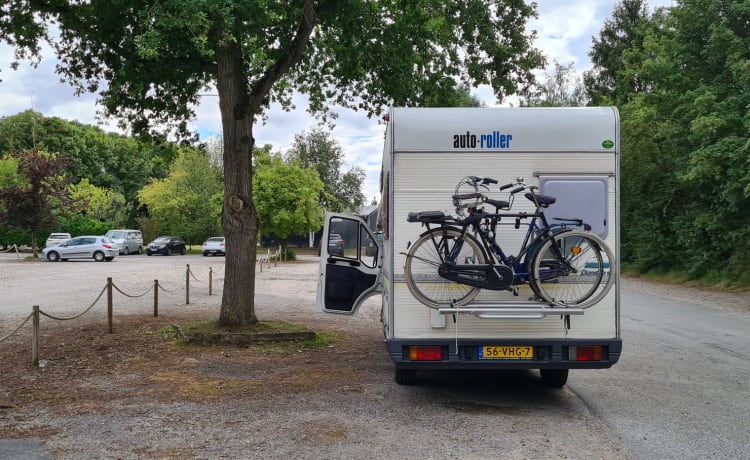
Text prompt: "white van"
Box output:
[[104, 229, 143, 255], [316, 107, 621, 387]]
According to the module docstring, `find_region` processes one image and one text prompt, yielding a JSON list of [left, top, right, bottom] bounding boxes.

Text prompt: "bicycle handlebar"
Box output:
[[467, 176, 498, 187]]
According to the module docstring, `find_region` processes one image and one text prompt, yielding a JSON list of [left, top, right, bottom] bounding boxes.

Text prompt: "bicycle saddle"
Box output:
[[525, 192, 556, 207]]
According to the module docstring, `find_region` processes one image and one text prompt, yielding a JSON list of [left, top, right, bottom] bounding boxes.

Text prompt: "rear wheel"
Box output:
[[403, 228, 486, 309], [530, 230, 614, 308], [46, 251, 60, 262], [540, 369, 569, 388], [394, 368, 417, 386], [180, 247, 186, 255], [93, 251, 105, 262]]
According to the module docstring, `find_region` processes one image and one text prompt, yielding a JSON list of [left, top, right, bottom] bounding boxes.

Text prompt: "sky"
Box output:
[[0, 1, 674, 201]]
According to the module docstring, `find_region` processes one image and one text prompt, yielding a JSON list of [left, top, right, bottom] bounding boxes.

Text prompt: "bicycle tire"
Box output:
[[404, 227, 486, 308], [530, 230, 614, 308]]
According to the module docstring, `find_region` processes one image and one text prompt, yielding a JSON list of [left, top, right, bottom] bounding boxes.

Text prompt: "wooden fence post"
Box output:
[[32, 305, 39, 366], [107, 277, 113, 333], [185, 264, 190, 305], [209, 268, 213, 296], [153, 280, 159, 317]]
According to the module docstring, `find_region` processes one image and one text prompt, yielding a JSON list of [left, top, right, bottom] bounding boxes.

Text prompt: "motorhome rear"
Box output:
[[317, 107, 621, 387]]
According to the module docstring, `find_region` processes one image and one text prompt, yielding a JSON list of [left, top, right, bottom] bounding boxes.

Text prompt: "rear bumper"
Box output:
[[387, 338, 621, 370]]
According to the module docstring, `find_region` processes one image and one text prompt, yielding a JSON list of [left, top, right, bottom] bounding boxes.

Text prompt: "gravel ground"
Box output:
[[1, 252, 746, 459]]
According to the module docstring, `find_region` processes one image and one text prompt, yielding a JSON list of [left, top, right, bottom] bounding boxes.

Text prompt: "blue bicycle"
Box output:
[[403, 176, 614, 309]]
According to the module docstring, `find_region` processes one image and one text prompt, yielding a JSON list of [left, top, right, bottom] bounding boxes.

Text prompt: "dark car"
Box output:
[[146, 236, 186, 256], [327, 233, 345, 257]]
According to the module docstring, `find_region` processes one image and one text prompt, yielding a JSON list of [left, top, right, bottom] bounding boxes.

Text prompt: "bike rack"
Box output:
[[437, 300, 585, 319]]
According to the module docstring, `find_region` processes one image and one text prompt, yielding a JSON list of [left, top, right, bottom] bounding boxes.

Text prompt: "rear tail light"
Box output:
[[569, 346, 603, 361], [407, 346, 443, 361], [102, 243, 113, 249]]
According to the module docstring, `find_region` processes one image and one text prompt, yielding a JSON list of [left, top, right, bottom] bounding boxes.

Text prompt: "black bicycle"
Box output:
[[403, 176, 614, 309]]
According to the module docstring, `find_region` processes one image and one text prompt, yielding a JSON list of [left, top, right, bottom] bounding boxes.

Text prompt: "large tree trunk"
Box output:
[[214, 2, 317, 326], [216, 45, 259, 327]]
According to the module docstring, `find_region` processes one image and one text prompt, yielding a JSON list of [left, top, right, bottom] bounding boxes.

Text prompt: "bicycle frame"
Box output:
[[456, 207, 569, 285]]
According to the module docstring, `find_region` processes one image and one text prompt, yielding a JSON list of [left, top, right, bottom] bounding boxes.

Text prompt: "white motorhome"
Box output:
[[316, 107, 621, 387]]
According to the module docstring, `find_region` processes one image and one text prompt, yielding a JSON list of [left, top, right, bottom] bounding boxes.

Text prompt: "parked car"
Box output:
[[41, 236, 117, 262], [146, 236, 186, 256], [45, 232, 71, 247], [104, 229, 143, 255], [327, 233, 345, 257], [202, 237, 225, 256]]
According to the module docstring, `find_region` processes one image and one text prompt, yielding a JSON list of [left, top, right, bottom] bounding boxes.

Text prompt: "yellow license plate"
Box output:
[[479, 346, 533, 359]]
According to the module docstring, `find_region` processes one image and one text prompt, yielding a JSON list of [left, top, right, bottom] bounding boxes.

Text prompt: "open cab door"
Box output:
[[316, 212, 382, 314]]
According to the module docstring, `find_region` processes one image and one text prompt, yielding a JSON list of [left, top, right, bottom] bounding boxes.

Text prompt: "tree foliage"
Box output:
[[592, 0, 750, 286], [583, 0, 653, 106], [0, 111, 179, 221], [0, 149, 73, 254], [137, 148, 223, 244], [285, 128, 364, 213], [253, 148, 324, 253], [3, 0, 544, 325], [520, 61, 587, 107]]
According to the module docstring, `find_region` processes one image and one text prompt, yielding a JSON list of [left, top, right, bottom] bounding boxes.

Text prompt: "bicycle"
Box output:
[[402, 176, 614, 309]]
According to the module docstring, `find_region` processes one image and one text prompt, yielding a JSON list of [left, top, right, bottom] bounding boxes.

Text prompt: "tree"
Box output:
[[3, 1, 544, 326], [67, 178, 129, 228], [520, 61, 587, 107], [605, 0, 750, 285], [253, 149, 324, 254], [0, 111, 180, 224], [583, 0, 654, 106], [0, 149, 73, 254], [286, 128, 365, 213], [137, 148, 223, 244]]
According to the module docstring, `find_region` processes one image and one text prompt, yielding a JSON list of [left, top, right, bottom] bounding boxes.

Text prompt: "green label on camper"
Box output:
[[602, 140, 614, 149]]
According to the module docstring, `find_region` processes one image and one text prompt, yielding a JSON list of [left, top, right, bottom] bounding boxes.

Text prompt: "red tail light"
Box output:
[[570, 346, 603, 361], [408, 346, 443, 361], [102, 243, 113, 249]]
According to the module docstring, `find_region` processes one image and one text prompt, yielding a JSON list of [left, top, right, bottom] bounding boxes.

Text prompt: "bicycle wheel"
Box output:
[[404, 227, 486, 308], [530, 230, 614, 308]]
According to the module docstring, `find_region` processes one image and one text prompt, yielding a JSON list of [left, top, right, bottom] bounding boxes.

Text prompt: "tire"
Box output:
[[123, 247, 130, 255], [166, 247, 172, 256], [540, 369, 569, 388], [147, 252, 152, 256], [404, 227, 485, 309], [530, 230, 614, 308], [93, 251, 105, 262], [47, 251, 60, 262], [180, 247, 186, 255], [394, 368, 417, 386], [137, 246, 143, 255], [203, 252, 208, 257]]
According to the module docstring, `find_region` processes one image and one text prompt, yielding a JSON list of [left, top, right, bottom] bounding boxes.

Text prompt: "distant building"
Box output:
[[359, 205, 379, 232]]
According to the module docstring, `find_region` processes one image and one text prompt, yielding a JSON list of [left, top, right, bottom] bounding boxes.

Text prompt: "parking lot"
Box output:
[[0, 251, 633, 460]]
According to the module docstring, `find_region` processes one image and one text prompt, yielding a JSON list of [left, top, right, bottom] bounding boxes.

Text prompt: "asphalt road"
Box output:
[[570, 288, 750, 460]]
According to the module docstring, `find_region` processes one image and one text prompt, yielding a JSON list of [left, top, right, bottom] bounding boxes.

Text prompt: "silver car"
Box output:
[[45, 232, 71, 247], [41, 236, 118, 262]]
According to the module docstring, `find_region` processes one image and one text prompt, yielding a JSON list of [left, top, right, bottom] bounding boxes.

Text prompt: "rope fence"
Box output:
[[0, 259, 285, 366]]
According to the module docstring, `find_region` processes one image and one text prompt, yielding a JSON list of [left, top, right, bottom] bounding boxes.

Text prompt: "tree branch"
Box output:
[[248, 0, 317, 115]]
